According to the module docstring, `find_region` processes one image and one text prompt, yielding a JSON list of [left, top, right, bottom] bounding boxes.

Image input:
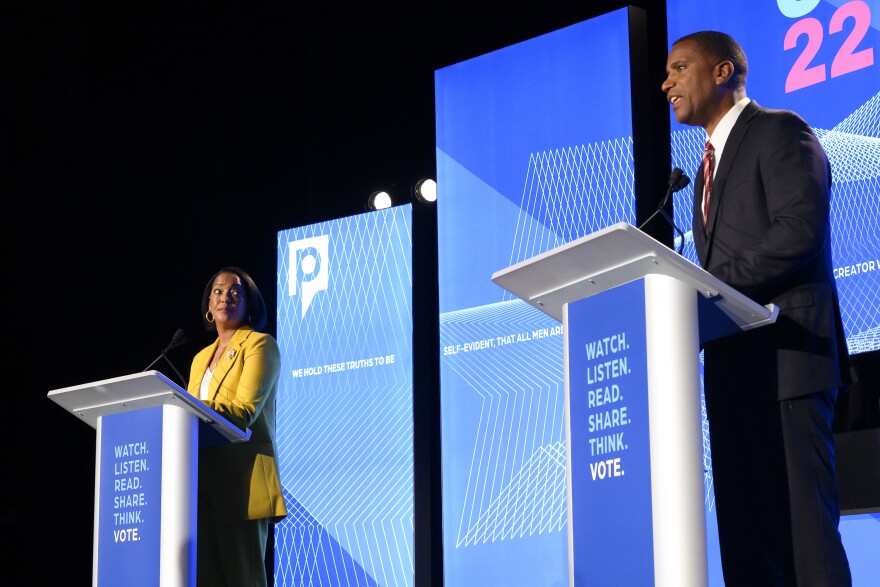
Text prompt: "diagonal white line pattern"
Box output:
[[274, 206, 414, 587], [442, 137, 636, 548]]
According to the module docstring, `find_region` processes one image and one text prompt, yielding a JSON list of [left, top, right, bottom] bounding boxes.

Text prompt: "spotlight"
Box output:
[[367, 190, 393, 210], [413, 178, 437, 204]]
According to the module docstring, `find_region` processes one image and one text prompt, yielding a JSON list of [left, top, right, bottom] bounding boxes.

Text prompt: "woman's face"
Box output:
[[208, 272, 248, 329]]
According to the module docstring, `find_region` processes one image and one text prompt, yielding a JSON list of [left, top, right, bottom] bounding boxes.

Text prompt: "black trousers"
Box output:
[[197, 500, 270, 587], [707, 388, 851, 587]]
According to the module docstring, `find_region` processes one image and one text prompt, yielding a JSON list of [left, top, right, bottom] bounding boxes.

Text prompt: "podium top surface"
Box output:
[[47, 371, 250, 443], [491, 222, 777, 341]]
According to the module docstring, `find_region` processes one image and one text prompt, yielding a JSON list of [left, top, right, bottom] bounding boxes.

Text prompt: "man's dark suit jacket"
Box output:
[[693, 100, 850, 410]]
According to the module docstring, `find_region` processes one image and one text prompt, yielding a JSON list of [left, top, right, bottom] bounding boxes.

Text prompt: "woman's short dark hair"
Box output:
[[675, 31, 748, 92], [201, 266, 268, 332]]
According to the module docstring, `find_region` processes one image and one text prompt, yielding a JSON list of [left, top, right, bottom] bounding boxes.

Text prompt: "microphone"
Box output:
[[670, 168, 690, 192], [667, 167, 684, 190], [163, 328, 188, 353], [638, 167, 691, 253], [143, 329, 189, 388]]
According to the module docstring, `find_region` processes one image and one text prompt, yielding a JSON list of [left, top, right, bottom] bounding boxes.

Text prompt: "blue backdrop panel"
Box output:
[[668, 1, 880, 583], [436, 8, 637, 585], [274, 205, 414, 587]]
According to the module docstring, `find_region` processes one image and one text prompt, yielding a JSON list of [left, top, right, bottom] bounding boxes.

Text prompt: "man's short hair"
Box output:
[[675, 31, 748, 91]]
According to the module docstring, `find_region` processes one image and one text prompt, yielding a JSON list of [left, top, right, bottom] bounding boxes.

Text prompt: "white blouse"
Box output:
[[200, 368, 212, 400]]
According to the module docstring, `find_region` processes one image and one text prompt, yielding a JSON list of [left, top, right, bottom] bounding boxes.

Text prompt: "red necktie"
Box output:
[[702, 141, 715, 230]]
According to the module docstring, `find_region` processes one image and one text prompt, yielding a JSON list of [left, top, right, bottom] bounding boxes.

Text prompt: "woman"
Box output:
[[187, 267, 287, 586]]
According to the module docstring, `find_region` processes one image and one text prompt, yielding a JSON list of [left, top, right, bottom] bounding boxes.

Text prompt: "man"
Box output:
[[662, 31, 852, 586]]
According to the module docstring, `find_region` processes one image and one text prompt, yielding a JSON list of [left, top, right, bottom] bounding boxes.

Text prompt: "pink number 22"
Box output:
[[784, 0, 875, 93]]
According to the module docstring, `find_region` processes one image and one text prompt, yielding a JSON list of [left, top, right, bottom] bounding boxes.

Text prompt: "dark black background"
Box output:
[[3, 1, 875, 584]]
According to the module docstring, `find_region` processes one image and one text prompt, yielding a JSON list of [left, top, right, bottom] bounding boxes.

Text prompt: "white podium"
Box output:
[[492, 222, 778, 586], [48, 370, 250, 587]]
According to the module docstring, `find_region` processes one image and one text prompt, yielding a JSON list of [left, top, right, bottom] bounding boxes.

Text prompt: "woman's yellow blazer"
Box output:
[[187, 326, 288, 523]]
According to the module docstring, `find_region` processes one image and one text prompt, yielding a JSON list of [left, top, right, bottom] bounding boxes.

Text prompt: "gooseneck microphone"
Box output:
[[164, 328, 188, 353], [143, 328, 188, 387], [638, 167, 691, 253], [671, 169, 691, 192]]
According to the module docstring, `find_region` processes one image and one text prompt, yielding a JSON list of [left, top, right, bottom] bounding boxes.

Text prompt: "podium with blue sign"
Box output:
[[48, 370, 250, 587], [492, 222, 778, 586]]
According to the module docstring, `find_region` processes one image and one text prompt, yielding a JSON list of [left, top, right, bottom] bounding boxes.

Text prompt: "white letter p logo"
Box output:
[[288, 235, 329, 318]]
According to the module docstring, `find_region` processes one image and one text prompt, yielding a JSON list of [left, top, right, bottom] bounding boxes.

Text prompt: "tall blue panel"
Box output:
[[667, 2, 880, 584], [274, 205, 414, 587], [435, 9, 637, 584]]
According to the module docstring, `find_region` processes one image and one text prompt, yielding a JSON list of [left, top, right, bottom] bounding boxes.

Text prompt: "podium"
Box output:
[[491, 223, 778, 586], [47, 370, 251, 587]]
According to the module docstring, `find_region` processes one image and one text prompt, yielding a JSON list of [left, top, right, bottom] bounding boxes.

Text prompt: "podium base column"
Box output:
[[645, 274, 707, 586]]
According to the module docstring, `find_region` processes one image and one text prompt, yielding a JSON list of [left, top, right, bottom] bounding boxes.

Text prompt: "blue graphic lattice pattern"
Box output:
[[443, 137, 635, 548], [440, 137, 635, 547], [276, 491, 380, 587], [442, 300, 567, 546], [275, 206, 414, 587], [505, 139, 636, 288]]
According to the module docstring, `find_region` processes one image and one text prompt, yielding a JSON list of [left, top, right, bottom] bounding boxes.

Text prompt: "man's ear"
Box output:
[[715, 60, 735, 87]]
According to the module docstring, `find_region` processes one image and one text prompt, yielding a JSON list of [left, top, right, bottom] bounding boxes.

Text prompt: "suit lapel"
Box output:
[[698, 101, 761, 270], [208, 326, 253, 401], [693, 155, 708, 265], [706, 101, 760, 237]]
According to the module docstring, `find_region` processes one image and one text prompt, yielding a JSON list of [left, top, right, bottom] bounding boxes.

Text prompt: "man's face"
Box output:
[[662, 40, 725, 130]]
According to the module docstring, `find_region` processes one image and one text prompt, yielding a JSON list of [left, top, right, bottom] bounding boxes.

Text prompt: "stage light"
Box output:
[[413, 178, 437, 204], [367, 190, 392, 210]]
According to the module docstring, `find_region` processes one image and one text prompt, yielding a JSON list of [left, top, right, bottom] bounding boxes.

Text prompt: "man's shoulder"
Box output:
[[749, 103, 811, 129]]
